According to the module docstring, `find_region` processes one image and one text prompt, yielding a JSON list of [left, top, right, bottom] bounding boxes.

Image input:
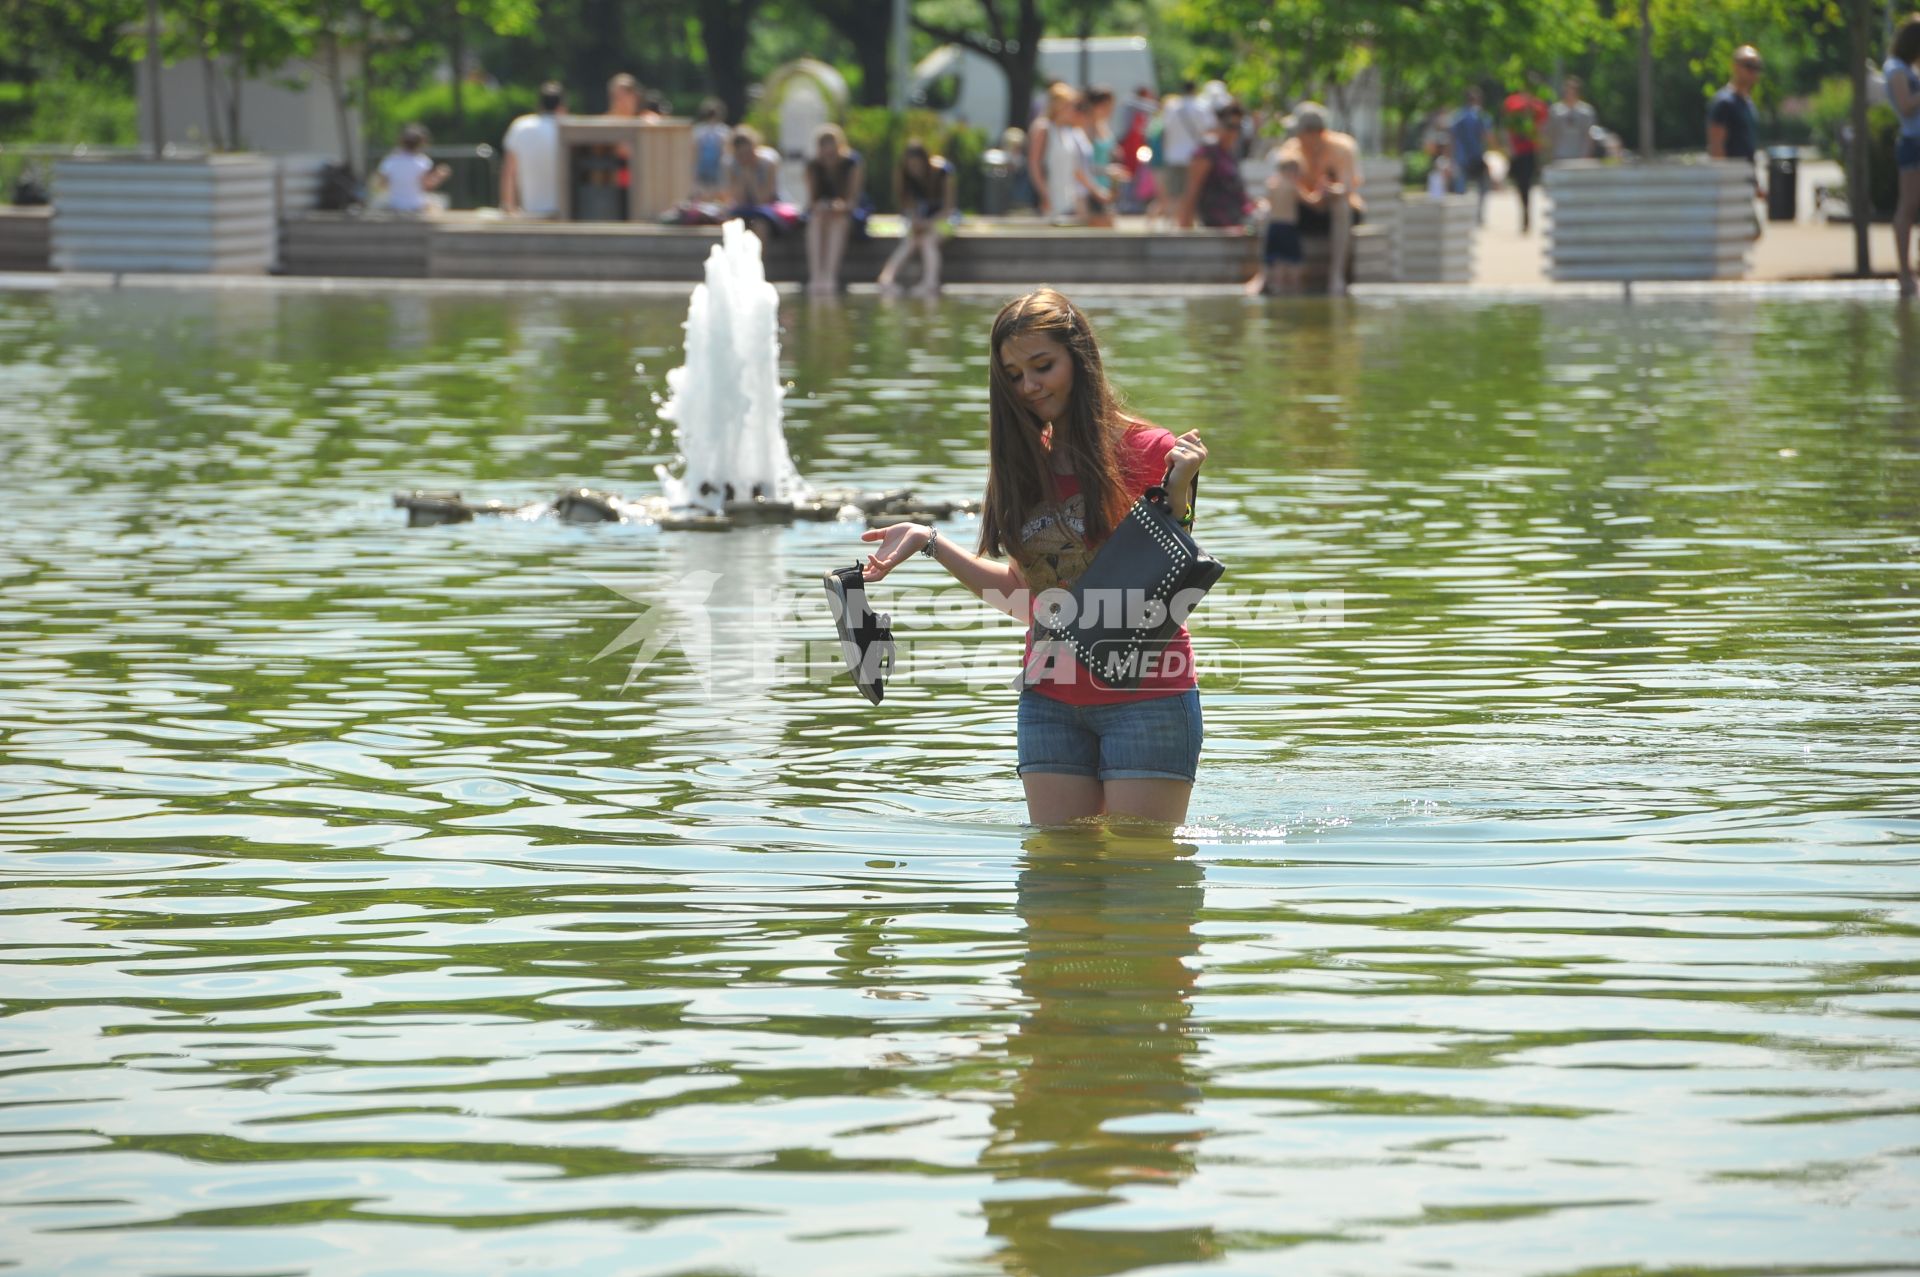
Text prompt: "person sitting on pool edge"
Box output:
[[1274, 102, 1365, 296], [878, 140, 954, 297], [856, 288, 1210, 826], [723, 126, 794, 240], [804, 124, 864, 297]]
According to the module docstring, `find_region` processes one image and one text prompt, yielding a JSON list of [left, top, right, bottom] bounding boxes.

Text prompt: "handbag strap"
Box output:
[[1150, 459, 1197, 514]]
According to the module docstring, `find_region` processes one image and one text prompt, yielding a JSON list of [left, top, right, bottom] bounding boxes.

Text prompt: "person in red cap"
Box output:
[[1501, 77, 1549, 234]]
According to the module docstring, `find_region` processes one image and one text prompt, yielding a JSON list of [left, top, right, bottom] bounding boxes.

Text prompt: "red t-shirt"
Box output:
[[1022, 424, 1199, 706], [1503, 93, 1548, 156]]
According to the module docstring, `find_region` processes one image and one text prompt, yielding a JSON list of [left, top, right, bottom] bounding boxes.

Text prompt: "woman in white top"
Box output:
[[1045, 88, 1089, 223]]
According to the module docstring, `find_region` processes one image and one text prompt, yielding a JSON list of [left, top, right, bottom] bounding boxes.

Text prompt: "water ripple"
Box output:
[[0, 289, 1916, 1275]]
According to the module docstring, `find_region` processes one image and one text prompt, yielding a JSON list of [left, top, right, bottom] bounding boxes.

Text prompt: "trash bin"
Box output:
[[1766, 146, 1798, 222], [981, 148, 1013, 216]]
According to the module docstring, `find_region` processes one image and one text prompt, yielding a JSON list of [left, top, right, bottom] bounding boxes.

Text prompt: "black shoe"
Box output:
[[823, 563, 895, 704]]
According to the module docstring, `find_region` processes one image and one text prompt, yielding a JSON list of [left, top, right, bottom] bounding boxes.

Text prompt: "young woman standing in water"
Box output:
[[859, 289, 1208, 825]]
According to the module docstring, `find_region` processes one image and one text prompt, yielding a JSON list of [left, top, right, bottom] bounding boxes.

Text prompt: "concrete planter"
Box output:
[[275, 154, 333, 217], [0, 208, 53, 271], [1545, 160, 1755, 282], [1352, 157, 1404, 284], [52, 154, 276, 273], [1397, 196, 1477, 283]]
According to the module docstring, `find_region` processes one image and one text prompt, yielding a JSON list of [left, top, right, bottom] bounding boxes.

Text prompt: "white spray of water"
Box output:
[[656, 220, 811, 513]]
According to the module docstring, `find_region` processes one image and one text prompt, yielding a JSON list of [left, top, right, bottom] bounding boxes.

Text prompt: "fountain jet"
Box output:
[[656, 220, 811, 515]]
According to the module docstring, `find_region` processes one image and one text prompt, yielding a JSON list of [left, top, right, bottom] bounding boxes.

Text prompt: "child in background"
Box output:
[[375, 124, 451, 214], [691, 99, 730, 199], [1245, 156, 1304, 295]]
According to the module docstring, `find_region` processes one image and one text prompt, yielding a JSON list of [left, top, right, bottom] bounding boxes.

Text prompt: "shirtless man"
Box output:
[[1274, 102, 1365, 296]]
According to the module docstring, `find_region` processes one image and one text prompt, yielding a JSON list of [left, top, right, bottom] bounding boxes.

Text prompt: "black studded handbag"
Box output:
[[1030, 462, 1225, 690]]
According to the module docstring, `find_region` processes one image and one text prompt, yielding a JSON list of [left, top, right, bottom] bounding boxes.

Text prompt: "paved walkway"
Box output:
[[1471, 158, 1902, 286]]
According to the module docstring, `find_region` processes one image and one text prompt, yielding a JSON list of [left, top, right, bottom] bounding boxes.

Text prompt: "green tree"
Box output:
[[800, 0, 898, 107], [697, 0, 763, 121], [163, 0, 311, 148], [360, 0, 535, 130], [1173, 0, 1605, 145], [913, 0, 1047, 131]]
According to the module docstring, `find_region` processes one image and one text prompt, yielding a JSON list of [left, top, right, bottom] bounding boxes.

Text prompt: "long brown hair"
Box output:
[[1896, 13, 1920, 64], [978, 288, 1134, 560], [896, 139, 946, 205]]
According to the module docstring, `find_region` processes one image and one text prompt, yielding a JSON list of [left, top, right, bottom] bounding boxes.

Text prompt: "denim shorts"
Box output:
[[1900, 136, 1920, 173], [1017, 688, 1203, 783]]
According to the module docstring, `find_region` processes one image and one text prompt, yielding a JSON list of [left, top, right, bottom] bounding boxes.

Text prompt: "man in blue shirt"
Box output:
[[1449, 87, 1490, 224], [1708, 46, 1764, 189]]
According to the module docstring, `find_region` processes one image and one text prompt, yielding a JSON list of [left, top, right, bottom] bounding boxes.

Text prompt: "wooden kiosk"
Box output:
[[555, 117, 693, 222]]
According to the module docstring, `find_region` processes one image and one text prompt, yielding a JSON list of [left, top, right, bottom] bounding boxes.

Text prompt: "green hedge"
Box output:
[[1807, 76, 1899, 218], [1836, 103, 1901, 220], [2, 74, 137, 148], [842, 108, 988, 213], [1, 73, 138, 204], [371, 80, 530, 152]]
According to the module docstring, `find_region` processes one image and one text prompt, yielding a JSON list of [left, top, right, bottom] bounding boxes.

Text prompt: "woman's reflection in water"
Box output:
[[982, 824, 1218, 1276]]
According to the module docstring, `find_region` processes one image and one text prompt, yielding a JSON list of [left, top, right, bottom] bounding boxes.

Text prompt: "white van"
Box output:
[[912, 36, 1156, 137]]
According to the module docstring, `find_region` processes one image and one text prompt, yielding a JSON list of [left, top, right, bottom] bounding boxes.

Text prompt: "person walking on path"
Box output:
[[1709, 47, 1766, 191], [1162, 81, 1213, 227], [1114, 89, 1154, 213], [1547, 76, 1596, 165], [500, 81, 564, 218], [1179, 98, 1251, 231], [1026, 89, 1055, 218], [1450, 88, 1491, 224], [1887, 14, 1920, 298], [1502, 79, 1550, 233], [1083, 88, 1119, 227], [855, 288, 1210, 826], [607, 73, 660, 121], [1709, 46, 1767, 240], [604, 73, 660, 204], [1056, 95, 1105, 226], [1032, 84, 1084, 223]]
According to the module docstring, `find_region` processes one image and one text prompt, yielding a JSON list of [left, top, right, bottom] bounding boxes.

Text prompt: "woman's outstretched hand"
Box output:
[[859, 521, 931, 582], [1168, 429, 1207, 485]]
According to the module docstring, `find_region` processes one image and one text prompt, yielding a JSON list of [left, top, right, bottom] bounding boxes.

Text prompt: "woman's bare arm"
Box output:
[[862, 522, 1027, 618], [1029, 119, 1051, 212], [1892, 64, 1920, 119]]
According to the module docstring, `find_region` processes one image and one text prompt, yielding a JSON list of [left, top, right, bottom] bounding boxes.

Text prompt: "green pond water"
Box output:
[[2, 284, 1919, 1276]]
